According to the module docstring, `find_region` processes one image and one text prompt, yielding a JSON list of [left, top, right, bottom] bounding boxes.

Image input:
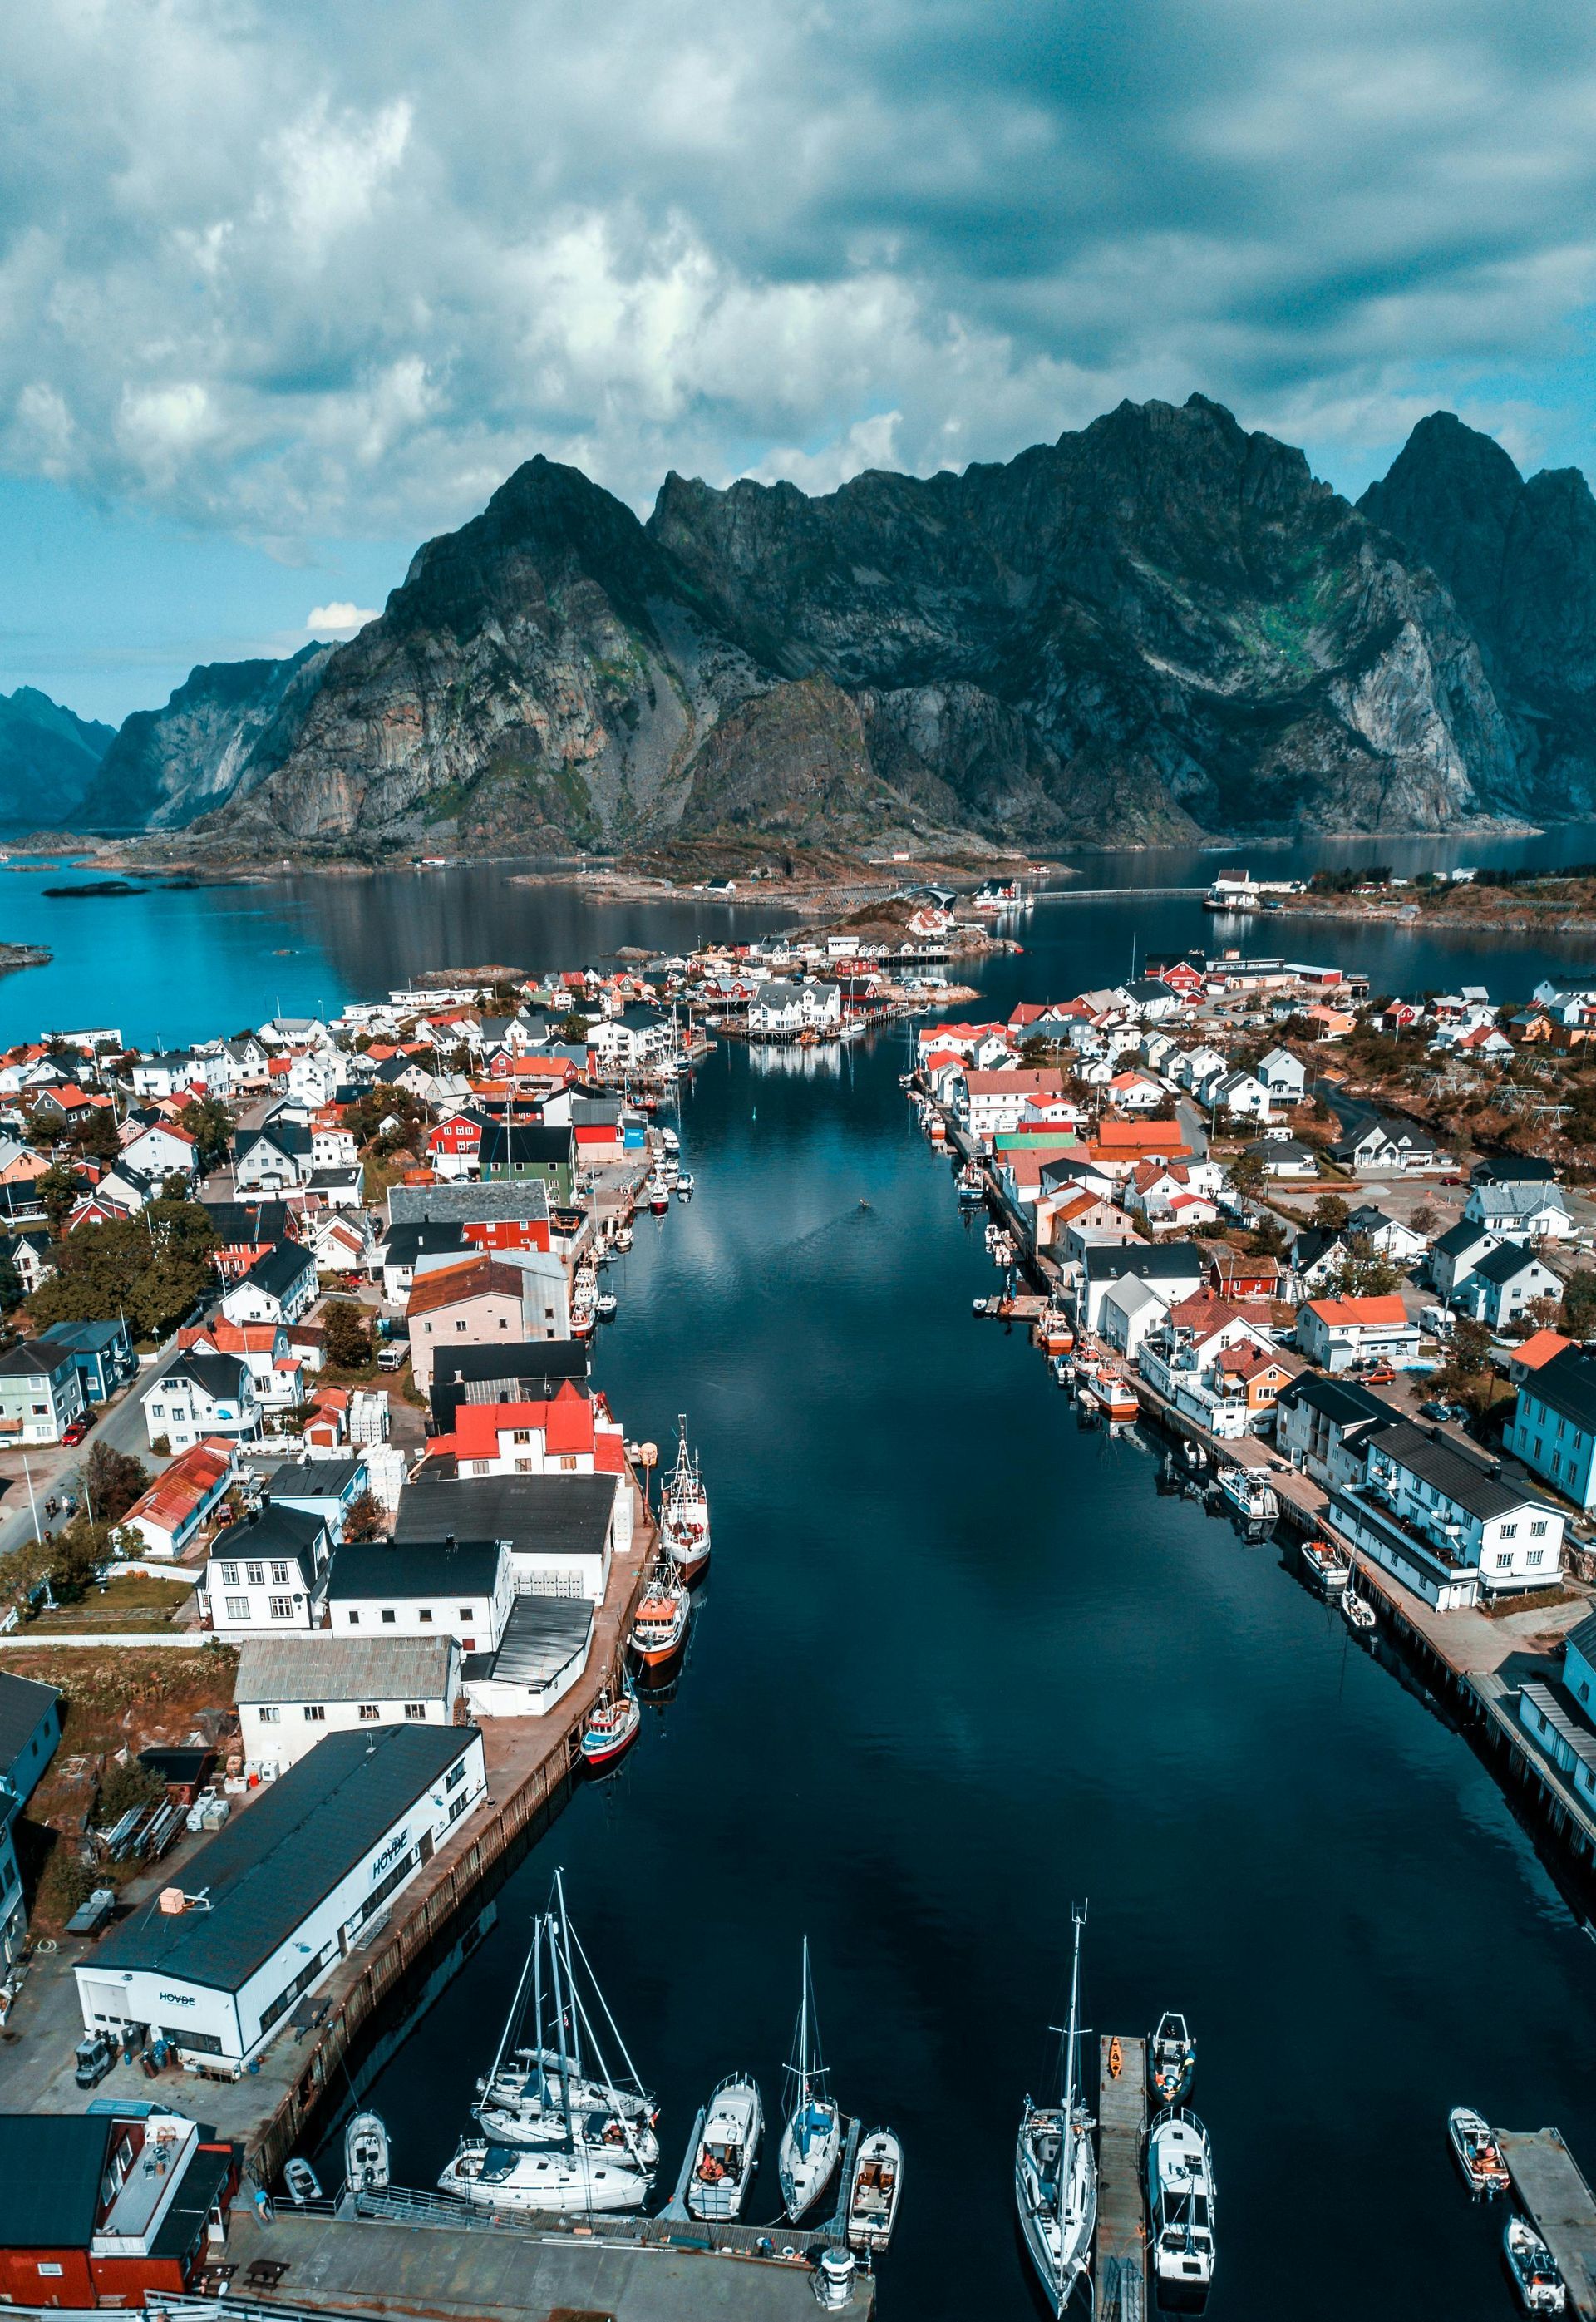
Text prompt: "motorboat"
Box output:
[[648, 1178, 671, 1215], [595, 1291, 618, 1323], [1217, 1466, 1278, 1524], [283, 2157, 323, 2206], [686, 2074, 763, 2221], [628, 1560, 689, 1665], [1052, 1354, 1073, 1389], [570, 1299, 595, 1339], [1343, 1588, 1377, 1635], [1015, 1902, 1096, 2315], [1096, 1372, 1139, 1424], [777, 1937, 842, 2221], [1300, 1536, 1351, 1595], [1147, 2108, 1216, 2306], [614, 1225, 634, 1252], [580, 1684, 641, 1771], [1450, 2106, 1511, 2196], [660, 1419, 712, 1578], [1039, 1309, 1074, 1355], [675, 1172, 695, 1199], [1505, 2214, 1567, 2312], [470, 1876, 658, 2174], [1150, 2012, 1196, 2109], [846, 2127, 904, 2253], [660, 1127, 680, 1154], [439, 2134, 648, 2214], [344, 2110, 390, 2192]]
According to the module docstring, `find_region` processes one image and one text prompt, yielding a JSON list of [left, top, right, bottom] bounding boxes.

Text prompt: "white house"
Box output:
[[145, 1353, 261, 1450], [1331, 1418, 1564, 1607], [1430, 1219, 1504, 1301], [1464, 1181, 1575, 1242], [120, 1122, 198, 1185], [201, 1504, 332, 1634], [220, 1241, 318, 1327], [959, 1068, 1069, 1143], [234, 1119, 315, 1191], [234, 1634, 464, 1775], [326, 1537, 515, 1654], [1455, 1243, 1563, 1334], [393, 1472, 625, 1600], [1344, 1205, 1430, 1265], [1209, 1069, 1274, 1122], [1257, 1046, 1307, 1100], [1296, 1294, 1421, 1373]]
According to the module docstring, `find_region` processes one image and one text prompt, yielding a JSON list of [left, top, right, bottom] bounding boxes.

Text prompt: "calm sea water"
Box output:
[[17, 834, 1596, 2314]]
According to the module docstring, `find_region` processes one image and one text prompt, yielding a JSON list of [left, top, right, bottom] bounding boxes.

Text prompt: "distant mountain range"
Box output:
[[0, 687, 116, 829], [41, 396, 1596, 850]]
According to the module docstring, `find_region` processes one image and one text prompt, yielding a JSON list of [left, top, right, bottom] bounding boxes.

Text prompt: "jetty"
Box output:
[[1500, 2127, 1596, 2318], [1095, 2034, 1148, 2319]]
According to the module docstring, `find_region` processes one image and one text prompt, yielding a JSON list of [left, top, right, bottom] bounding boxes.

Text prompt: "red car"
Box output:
[[1441, 1173, 1465, 1186], [60, 1416, 93, 1447]]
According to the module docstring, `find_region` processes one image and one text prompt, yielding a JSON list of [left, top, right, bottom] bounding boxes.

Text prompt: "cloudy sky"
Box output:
[[4, 0, 1596, 722]]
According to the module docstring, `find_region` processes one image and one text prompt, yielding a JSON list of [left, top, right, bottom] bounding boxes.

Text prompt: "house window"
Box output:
[[1530, 1521, 1548, 1538], [347, 1610, 360, 1626], [270, 1561, 291, 1585], [459, 1605, 472, 1619], [224, 1595, 249, 1621], [303, 1704, 326, 1722], [1500, 1523, 1518, 1540], [150, 1403, 165, 1419], [382, 1609, 397, 1624], [446, 1762, 466, 1790], [456, 1319, 468, 1332], [1494, 1553, 1511, 1568], [405, 1703, 426, 1719], [1527, 1550, 1546, 1569], [269, 1593, 296, 1620], [219, 1562, 239, 1585], [246, 1561, 264, 1585], [259, 1706, 280, 1724], [358, 1703, 380, 1721]]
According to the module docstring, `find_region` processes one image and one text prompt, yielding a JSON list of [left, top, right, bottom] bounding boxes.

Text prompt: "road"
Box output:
[[0, 1338, 173, 1565]]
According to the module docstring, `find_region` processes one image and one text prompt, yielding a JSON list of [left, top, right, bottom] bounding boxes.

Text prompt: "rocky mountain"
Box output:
[[68, 392, 1596, 850], [77, 645, 330, 831], [0, 687, 114, 827], [1357, 412, 1596, 819]]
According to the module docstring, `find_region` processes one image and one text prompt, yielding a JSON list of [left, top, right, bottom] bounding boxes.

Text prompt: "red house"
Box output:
[[0, 2108, 239, 2307]]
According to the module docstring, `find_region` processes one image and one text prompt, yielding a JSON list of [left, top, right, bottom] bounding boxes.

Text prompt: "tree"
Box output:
[[181, 1096, 234, 1173], [1332, 1243, 1400, 1299], [1249, 1214, 1288, 1258], [69, 1108, 122, 1166], [1439, 1315, 1493, 1387], [97, 1755, 167, 1827], [1562, 1269, 1596, 1342], [342, 1489, 387, 1543], [1310, 1192, 1350, 1230], [0, 1255, 22, 1316], [28, 1197, 218, 1340], [321, 1299, 373, 1372], [559, 1010, 593, 1045], [35, 1163, 80, 1230], [1225, 1151, 1266, 1203], [84, 1441, 150, 1526], [1410, 1204, 1437, 1236]]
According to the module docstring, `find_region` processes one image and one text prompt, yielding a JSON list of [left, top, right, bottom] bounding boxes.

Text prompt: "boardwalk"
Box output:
[[1500, 2127, 1596, 2319], [1095, 2034, 1147, 2322]]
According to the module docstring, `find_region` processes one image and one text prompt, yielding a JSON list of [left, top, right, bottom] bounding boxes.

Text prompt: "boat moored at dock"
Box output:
[[687, 2073, 764, 2220], [628, 1559, 690, 1665], [847, 2126, 904, 2252], [580, 1683, 642, 1771], [660, 1418, 712, 1578], [1505, 2213, 1568, 2312], [1150, 2012, 1196, 2108], [1146, 2107, 1216, 2308], [1450, 2106, 1511, 2196], [344, 2111, 390, 2192], [1217, 1466, 1278, 1526], [778, 1937, 842, 2221], [1300, 1536, 1352, 1595], [1015, 1903, 1096, 2315]]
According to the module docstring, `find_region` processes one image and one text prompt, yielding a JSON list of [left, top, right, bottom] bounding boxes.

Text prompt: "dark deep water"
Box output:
[[16, 833, 1596, 2315]]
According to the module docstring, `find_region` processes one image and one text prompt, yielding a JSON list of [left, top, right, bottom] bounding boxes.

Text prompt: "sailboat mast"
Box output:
[[531, 1919, 545, 2097], [489, 1937, 535, 2086], [799, 1935, 811, 2103], [1057, 1901, 1086, 2319], [544, 1909, 576, 2145], [554, 1870, 585, 2080]]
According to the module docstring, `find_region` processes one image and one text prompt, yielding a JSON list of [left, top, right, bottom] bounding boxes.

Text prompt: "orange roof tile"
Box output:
[[1305, 1293, 1409, 1325]]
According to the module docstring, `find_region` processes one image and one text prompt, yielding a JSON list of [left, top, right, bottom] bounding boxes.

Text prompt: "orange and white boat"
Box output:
[[1039, 1307, 1075, 1356], [581, 1684, 641, 1771], [1093, 1367, 1139, 1423], [629, 1559, 689, 1665]]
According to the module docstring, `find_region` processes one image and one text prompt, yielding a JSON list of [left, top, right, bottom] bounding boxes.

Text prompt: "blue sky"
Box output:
[[3, 0, 1596, 727]]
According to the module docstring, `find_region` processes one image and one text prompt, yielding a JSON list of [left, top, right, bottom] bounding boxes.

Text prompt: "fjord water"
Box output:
[[17, 836, 1596, 2315]]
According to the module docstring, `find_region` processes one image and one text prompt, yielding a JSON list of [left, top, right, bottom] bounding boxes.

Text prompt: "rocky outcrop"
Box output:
[[80, 646, 330, 831], [0, 688, 114, 827], [85, 393, 1592, 850], [1358, 412, 1596, 816]]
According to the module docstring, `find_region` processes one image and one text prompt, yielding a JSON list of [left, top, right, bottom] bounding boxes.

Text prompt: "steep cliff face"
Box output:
[[80, 646, 330, 831], [104, 394, 1570, 851], [0, 688, 114, 826], [1358, 413, 1596, 816]]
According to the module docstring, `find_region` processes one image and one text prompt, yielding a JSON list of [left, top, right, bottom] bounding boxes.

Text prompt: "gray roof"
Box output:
[[239, 1121, 312, 1159], [0, 1339, 73, 1382], [1278, 1372, 1393, 1431], [382, 1223, 473, 1265], [161, 1352, 249, 1403], [92, 1723, 477, 1993], [37, 1319, 129, 1353], [272, 1457, 364, 1502], [467, 1594, 592, 1689], [234, 1634, 456, 1706], [1372, 1419, 1553, 1521], [328, 1537, 503, 1601], [201, 1199, 292, 1244], [0, 1669, 58, 1771], [478, 1122, 570, 1168], [395, 1472, 614, 1557], [389, 1180, 551, 1230]]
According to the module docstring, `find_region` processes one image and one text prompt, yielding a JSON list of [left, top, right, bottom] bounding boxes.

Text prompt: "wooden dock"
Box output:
[[1096, 2034, 1147, 2321], [1500, 2128, 1596, 2318]]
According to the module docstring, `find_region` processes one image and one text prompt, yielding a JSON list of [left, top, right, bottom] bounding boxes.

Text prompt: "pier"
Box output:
[[1500, 2128, 1596, 2318], [1095, 2034, 1148, 2320]]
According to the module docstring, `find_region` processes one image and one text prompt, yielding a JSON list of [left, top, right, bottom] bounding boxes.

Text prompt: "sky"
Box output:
[[3, 0, 1596, 726]]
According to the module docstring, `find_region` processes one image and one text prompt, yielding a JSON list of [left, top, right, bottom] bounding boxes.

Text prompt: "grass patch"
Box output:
[[1477, 1583, 1586, 1621], [22, 1575, 194, 1635]]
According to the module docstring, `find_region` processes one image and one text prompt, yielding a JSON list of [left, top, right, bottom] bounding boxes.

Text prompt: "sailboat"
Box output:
[[1014, 1901, 1098, 2315], [777, 1937, 841, 2221], [660, 1417, 712, 1578], [441, 1875, 657, 2215]]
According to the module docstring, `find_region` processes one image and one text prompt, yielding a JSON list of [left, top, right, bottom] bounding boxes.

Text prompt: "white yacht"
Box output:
[[1217, 1466, 1278, 1523], [686, 2074, 763, 2221], [777, 1937, 841, 2221], [344, 2111, 390, 2192], [1505, 2214, 1567, 2313], [1015, 1903, 1096, 2315], [1147, 2108, 1216, 2307], [846, 2127, 904, 2254], [439, 2134, 649, 2215]]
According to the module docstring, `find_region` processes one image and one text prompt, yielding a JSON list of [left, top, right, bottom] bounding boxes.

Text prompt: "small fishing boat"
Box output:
[[659, 1419, 712, 1578], [1052, 1354, 1072, 1388], [1217, 1466, 1278, 1524], [1300, 1536, 1351, 1595], [686, 2073, 763, 2221], [615, 1225, 634, 1252], [1342, 1588, 1377, 1635], [1150, 2012, 1196, 2108], [777, 1937, 841, 2221], [1147, 2108, 1216, 2305], [1016, 1903, 1096, 2315], [676, 1172, 695, 1199], [344, 2110, 390, 2192], [283, 2157, 323, 2206], [570, 1299, 595, 1339], [580, 1683, 641, 1771], [1450, 2106, 1511, 2197], [628, 1560, 689, 1665], [1505, 2214, 1567, 2312], [846, 2127, 904, 2253], [1096, 1372, 1139, 1424], [595, 1291, 618, 1323], [1039, 1307, 1074, 1355]]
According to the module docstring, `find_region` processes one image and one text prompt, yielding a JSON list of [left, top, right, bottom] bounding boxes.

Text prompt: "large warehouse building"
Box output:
[[75, 1723, 485, 2072]]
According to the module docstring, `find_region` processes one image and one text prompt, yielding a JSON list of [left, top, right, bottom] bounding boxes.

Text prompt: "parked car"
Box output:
[[1362, 1363, 1397, 1386], [60, 1416, 93, 1447], [1419, 1399, 1451, 1421], [1441, 1172, 1465, 1186]]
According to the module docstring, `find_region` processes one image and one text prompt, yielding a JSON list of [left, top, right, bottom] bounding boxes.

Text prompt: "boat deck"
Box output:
[[1500, 2128, 1596, 2319], [1095, 2034, 1148, 2320], [206, 2205, 874, 2322]]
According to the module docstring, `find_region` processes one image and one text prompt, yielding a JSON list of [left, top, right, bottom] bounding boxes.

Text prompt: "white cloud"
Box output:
[[306, 601, 377, 635], [0, 0, 1593, 558]]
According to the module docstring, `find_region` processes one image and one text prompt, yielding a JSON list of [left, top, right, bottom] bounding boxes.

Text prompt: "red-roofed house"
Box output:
[[423, 1382, 627, 1479], [958, 1067, 1067, 1143], [121, 1437, 239, 1560], [1297, 1293, 1421, 1373]]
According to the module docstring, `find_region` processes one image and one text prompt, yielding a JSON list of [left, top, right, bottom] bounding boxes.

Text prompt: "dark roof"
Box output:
[[1470, 1240, 1552, 1287], [1373, 1418, 1552, 1521], [0, 1669, 58, 1770], [429, 1338, 589, 1431], [162, 1352, 249, 1402], [239, 1120, 312, 1158], [150, 2141, 234, 2266], [272, 1457, 364, 1502], [382, 1222, 473, 1265], [242, 1241, 316, 1298], [0, 2112, 111, 2246], [1564, 1610, 1596, 1667], [1278, 1372, 1393, 1431], [478, 1122, 571, 1167], [466, 1593, 593, 1687], [1473, 1155, 1558, 1185], [200, 1199, 292, 1243], [1520, 1347, 1596, 1436], [395, 1472, 614, 1557], [1290, 1225, 1346, 1268], [93, 1723, 478, 1993], [1434, 1218, 1493, 1258], [328, 1537, 503, 1601], [0, 1338, 73, 1380], [1085, 1241, 1205, 1283], [37, 1319, 129, 1353], [211, 1503, 327, 1586], [1347, 1205, 1396, 1233]]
